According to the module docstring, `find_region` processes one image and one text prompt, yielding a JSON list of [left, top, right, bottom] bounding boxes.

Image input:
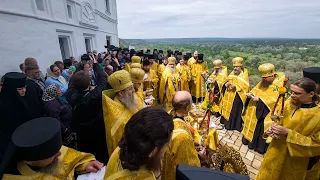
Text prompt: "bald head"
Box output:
[[172, 91, 192, 112], [24, 57, 38, 66]]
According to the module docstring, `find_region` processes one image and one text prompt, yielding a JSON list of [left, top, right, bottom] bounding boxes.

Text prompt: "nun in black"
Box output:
[[0, 72, 32, 161]]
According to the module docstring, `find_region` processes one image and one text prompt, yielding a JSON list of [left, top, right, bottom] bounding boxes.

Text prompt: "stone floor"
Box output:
[[217, 128, 264, 180]]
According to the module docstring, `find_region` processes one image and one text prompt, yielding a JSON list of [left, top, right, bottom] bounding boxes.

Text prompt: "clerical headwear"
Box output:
[[177, 52, 182, 56], [130, 63, 142, 69], [258, 63, 276, 78], [186, 53, 192, 59], [183, 55, 189, 61], [212, 59, 222, 69], [303, 67, 320, 83], [0, 117, 62, 177], [130, 68, 145, 83], [159, 50, 164, 54], [168, 57, 176, 64], [198, 54, 204, 61], [108, 70, 133, 92], [1, 72, 26, 94], [232, 57, 243, 67], [143, 59, 150, 66], [136, 51, 143, 57], [131, 56, 141, 64], [148, 54, 156, 60]]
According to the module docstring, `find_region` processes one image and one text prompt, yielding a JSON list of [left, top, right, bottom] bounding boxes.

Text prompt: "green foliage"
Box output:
[[129, 39, 320, 87]]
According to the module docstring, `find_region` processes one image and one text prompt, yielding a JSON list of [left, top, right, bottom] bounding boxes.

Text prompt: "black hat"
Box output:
[[159, 50, 164, 54], [0, 117, 62, 177], [1, 72, 26, 93], [198, 54, 204, 60], [137, 51, 144, 57], [176, 164, 250, 180], [177, 52, 182, 56], [81, 54, 90, 61], [303, 67, 320, 83], [186, 53, 192, 57], [143, 59, 150, 66], [153, 49, 158, 53], [148, 54, 157, 60], [183, 55, 189, 61], [143, 53, 149, 58], [146, 49, 151, 53]]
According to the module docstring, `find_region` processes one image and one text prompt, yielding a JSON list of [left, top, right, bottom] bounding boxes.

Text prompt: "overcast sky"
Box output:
[[116, 0, 320, 39]]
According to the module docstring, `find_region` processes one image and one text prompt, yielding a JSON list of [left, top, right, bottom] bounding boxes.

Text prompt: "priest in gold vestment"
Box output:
[[102, 70, 139, 156], [241, 63, 285, 154], [220, 57, 249, 131], [257, 78, 320, 180], [159, 57, 180, 111], [162, 91, 204, 180], [191, 54, 209, 102], [187, 51, 198, 67], [201, 59, 228, 113], [176, 55, 191, 92], [303, 67, 320, 180], [142, 59, 159, 105], [157, 58, 168, 79], [105, 107, 174, 180], [1, 117, 103, 179], [149, 54, 159, 72], [130, 67, 147, 108]]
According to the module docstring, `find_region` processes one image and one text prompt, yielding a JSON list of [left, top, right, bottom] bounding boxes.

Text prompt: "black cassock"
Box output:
[[242, 99, 270, 154], [220, 85, 243, 132]]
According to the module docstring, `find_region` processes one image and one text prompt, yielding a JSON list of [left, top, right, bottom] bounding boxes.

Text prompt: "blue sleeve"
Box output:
[[45, 79, 54, 87], [61, 84, 68, 95]]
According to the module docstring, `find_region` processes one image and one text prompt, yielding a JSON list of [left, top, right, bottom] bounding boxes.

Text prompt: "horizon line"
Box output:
[[121, 37, 320, 40]]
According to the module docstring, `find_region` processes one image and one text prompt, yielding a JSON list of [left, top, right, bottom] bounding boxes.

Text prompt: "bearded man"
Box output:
[[0, 117, 103, 179], [220, 57, 249, 131], [241, 63, 285, 154], [176, 55, 191, 92], [159, 57, 180, 112], [257, 78, 320, 180], [142, 60, 159, 105], [188, 51, 198, 67], [191, 54, 209, 102], [102, 70, 138, 156]]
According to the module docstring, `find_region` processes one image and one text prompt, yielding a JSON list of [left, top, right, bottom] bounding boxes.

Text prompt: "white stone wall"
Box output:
[[0, 0, 118, 75]]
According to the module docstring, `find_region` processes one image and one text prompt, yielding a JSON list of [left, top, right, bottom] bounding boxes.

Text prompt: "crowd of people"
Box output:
[[0, 46, 319, 180]]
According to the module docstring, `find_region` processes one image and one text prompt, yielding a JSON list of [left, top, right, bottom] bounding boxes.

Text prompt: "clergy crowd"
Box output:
[[0, 47, 320, 180]]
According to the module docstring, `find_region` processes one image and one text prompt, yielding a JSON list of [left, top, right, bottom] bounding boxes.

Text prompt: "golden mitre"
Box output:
[[131, 56, 141, 64], [130, 68, 145, 83], [130, 63, 142, 69], [232, 57, 243, 67], [258, 63, 275, 77], [108, 70, 133, 92], [168, 57, 176, 64], [212, 59, 222, 68]]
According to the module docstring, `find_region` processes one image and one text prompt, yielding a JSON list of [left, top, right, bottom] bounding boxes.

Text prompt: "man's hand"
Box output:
[[271, 124, 289, 136], [85, 160, 104, 173], [252, 96, 259, 102]]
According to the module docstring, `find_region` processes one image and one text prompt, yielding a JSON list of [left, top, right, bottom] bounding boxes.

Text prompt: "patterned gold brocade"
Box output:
[[176, 64, 191, 91], [256, 100, 320, 180], [159, 67, 179, 111], [134, 90, 146, 108], [191, 62, 209, 98], [2, 146, 95, 180], [187, 57, 196, 67], [105, 147, 156, 180], [242, 72, 285, 141], [102, 90, 134, 156], [201, 66, 228, 112], [162, 118, 201, 180], [220, 68, 249, 120], [124, 63, 131, 72], [143, 69, 159, 104]]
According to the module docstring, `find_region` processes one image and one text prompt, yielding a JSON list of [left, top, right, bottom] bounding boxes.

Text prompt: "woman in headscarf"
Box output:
[[45, 64, 68, 100], [0, 72, 31, 171], [42, 84, 75, 148]]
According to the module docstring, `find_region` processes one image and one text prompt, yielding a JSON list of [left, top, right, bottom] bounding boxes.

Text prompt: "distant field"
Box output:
[[123, 38, 320, 87]]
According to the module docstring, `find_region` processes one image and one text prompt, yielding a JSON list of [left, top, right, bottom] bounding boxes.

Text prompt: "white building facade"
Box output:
[[0, 0, 119, 74]]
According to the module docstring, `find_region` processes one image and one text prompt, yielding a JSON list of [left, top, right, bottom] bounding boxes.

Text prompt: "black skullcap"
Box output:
[[176, 164, 250, 180], [0, 117, 62, 177], [159, 50, 164, 54], [177, 52, 182, 55], [137, 51, 143, 57], [148, 54, 156, 60], [81, 54, 90, 61], [143, 53, 149, 58], [143, 59, 150, 66], [198, 54, 204, 60], [1, 72, 26, 93], [12, 117, 62, 161], [146, 49, 151, 53], [303, 67, 320, 83], [183, 55, 189, 61]]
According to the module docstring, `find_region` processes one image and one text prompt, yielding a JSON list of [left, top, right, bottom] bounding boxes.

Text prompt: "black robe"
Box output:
[[242, 99, 270, 154]]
